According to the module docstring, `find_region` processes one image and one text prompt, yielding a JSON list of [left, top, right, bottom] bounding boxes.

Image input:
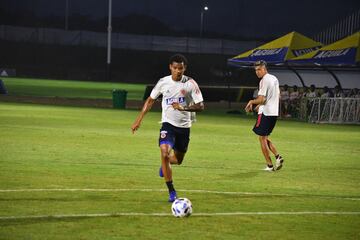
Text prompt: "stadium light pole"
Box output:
[[107, 0, 112, 81], [200, 5, 209, 38]]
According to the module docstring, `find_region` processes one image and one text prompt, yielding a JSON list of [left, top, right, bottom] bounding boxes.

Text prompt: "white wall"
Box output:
[[333, 71, 360, 89], [297, 70, 337, 88], [271, 69, 302, 87]]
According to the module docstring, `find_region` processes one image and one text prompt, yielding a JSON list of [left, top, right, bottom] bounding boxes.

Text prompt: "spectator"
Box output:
[[333, 85, 345, 98], [321, 86, 331, 98], [304, 85, 318, 117], [280, 84, 290, 117], [306, 84, 318, 98], [289, 85, 300, 117], [301, 86, 309, 98], [354, 88, 360, 98], [290, 85, 300, 102], [348, 88, 359, 98]]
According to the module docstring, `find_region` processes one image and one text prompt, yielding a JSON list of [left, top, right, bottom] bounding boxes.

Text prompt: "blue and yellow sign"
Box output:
[[228, 31, 322, 66], [289, 32, 360, 66]]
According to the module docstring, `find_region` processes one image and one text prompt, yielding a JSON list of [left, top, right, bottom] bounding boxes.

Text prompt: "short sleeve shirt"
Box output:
[[150, 75, 203, 128], [257, 73, 280, 116]]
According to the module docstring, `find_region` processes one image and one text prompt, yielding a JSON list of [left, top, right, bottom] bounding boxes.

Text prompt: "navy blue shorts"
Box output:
[[253, 114, 277, 136], [159, 122, 190, 153]]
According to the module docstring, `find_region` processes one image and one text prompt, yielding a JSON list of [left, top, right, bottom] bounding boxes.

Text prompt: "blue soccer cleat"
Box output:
[[159, 166, 164, 177], [168, 190, 177, 202]]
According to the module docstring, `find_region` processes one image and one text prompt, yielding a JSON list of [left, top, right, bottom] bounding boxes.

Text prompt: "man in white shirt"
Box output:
[[280, 84, 289, 117], [320, 86, 331, 98], [289, 85, 300, 102], [289, 85, 300, 116], [333, 85, 345, 98], [306, 84, 318, 98], [131, 54, 204, 202], [245, 60, 284, 172]]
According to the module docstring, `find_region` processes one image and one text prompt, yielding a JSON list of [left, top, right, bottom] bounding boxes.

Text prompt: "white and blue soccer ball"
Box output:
[[171, 198, 193, 218]]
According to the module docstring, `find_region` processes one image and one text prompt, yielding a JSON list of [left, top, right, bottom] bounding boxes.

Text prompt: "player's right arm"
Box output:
[[245, 95, 266, 112], [132, 78, 163, 133], [245, 78, 268, 112], [131, 96, 155, 134]]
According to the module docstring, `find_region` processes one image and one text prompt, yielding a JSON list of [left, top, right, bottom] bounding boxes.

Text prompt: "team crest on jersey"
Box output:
[[160, 130, 167, 139], [180, 89, 186, 95]]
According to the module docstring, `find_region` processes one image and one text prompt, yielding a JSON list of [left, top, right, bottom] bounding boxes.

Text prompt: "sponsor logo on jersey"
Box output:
[[314, 48, 351, 59], [165, 97, 185, 105], [250, 48, 283, 57]]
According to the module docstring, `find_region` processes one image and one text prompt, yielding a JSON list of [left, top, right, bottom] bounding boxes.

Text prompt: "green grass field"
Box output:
[[0, 102, 359, 239], [2, 77, 146, 100]]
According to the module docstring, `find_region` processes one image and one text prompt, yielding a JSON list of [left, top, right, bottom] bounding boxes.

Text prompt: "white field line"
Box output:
[[0, 188, 359, 201], [1, 211, 360, 220]]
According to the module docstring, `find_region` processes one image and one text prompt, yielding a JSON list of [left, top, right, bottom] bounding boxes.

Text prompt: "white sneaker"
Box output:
[[263, 166, 274, 172], [275, 155, 284, 170]]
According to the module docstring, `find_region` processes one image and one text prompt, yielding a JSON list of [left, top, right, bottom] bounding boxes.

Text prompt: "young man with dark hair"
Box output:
[[131, 54, 204, 202], [245, 60, 284, 172]]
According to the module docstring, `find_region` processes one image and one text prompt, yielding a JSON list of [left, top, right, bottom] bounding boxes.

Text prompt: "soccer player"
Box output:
[[131, 54, 204, 202], [245, 60, 284, 172]]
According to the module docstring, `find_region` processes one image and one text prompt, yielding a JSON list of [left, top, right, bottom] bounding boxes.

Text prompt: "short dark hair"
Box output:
[[169, 54, 188, 65], [254, 60, 267, 68]]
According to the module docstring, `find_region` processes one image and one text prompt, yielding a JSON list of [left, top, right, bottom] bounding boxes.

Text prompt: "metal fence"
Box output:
[[0, 25, 258, 55], [313, 9, 360, 45], [306, 98, 360, 124]]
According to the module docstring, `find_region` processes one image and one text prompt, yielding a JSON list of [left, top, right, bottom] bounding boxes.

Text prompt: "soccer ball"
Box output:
[[171, 198, 193, 218]]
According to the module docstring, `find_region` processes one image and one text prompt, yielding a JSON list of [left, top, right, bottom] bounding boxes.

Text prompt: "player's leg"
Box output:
[[160, 143, 173, 181], [267, 138, 283, 169], [158, 123, 177, 202], [267, 138, 283, 160], [266, 120, 284, 170], [253, 114, 274, 171], [171, 126, 190, 165], [169, 150, 185, 165], [159, 143, 177, 202], [267, 138, 278, 156], [163, 125, 189, 201], [259, 135, 273, 168]]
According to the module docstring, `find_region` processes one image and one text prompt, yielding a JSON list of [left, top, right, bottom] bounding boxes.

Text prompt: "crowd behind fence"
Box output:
[[307, 97, 360, 124], [277, 85, 360, 124]]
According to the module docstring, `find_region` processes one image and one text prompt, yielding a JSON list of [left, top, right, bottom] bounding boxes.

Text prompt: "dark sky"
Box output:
[[1, 0, 359, 39]]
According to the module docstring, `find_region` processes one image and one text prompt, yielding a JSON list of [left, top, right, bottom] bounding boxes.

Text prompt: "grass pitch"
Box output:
[[0, 102, 359, 239], [2, 77, 146, 100]]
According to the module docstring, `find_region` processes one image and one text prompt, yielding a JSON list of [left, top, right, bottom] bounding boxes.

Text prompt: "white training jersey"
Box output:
[[150, 75, 204, 128], [257, 73, 280, 116]]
